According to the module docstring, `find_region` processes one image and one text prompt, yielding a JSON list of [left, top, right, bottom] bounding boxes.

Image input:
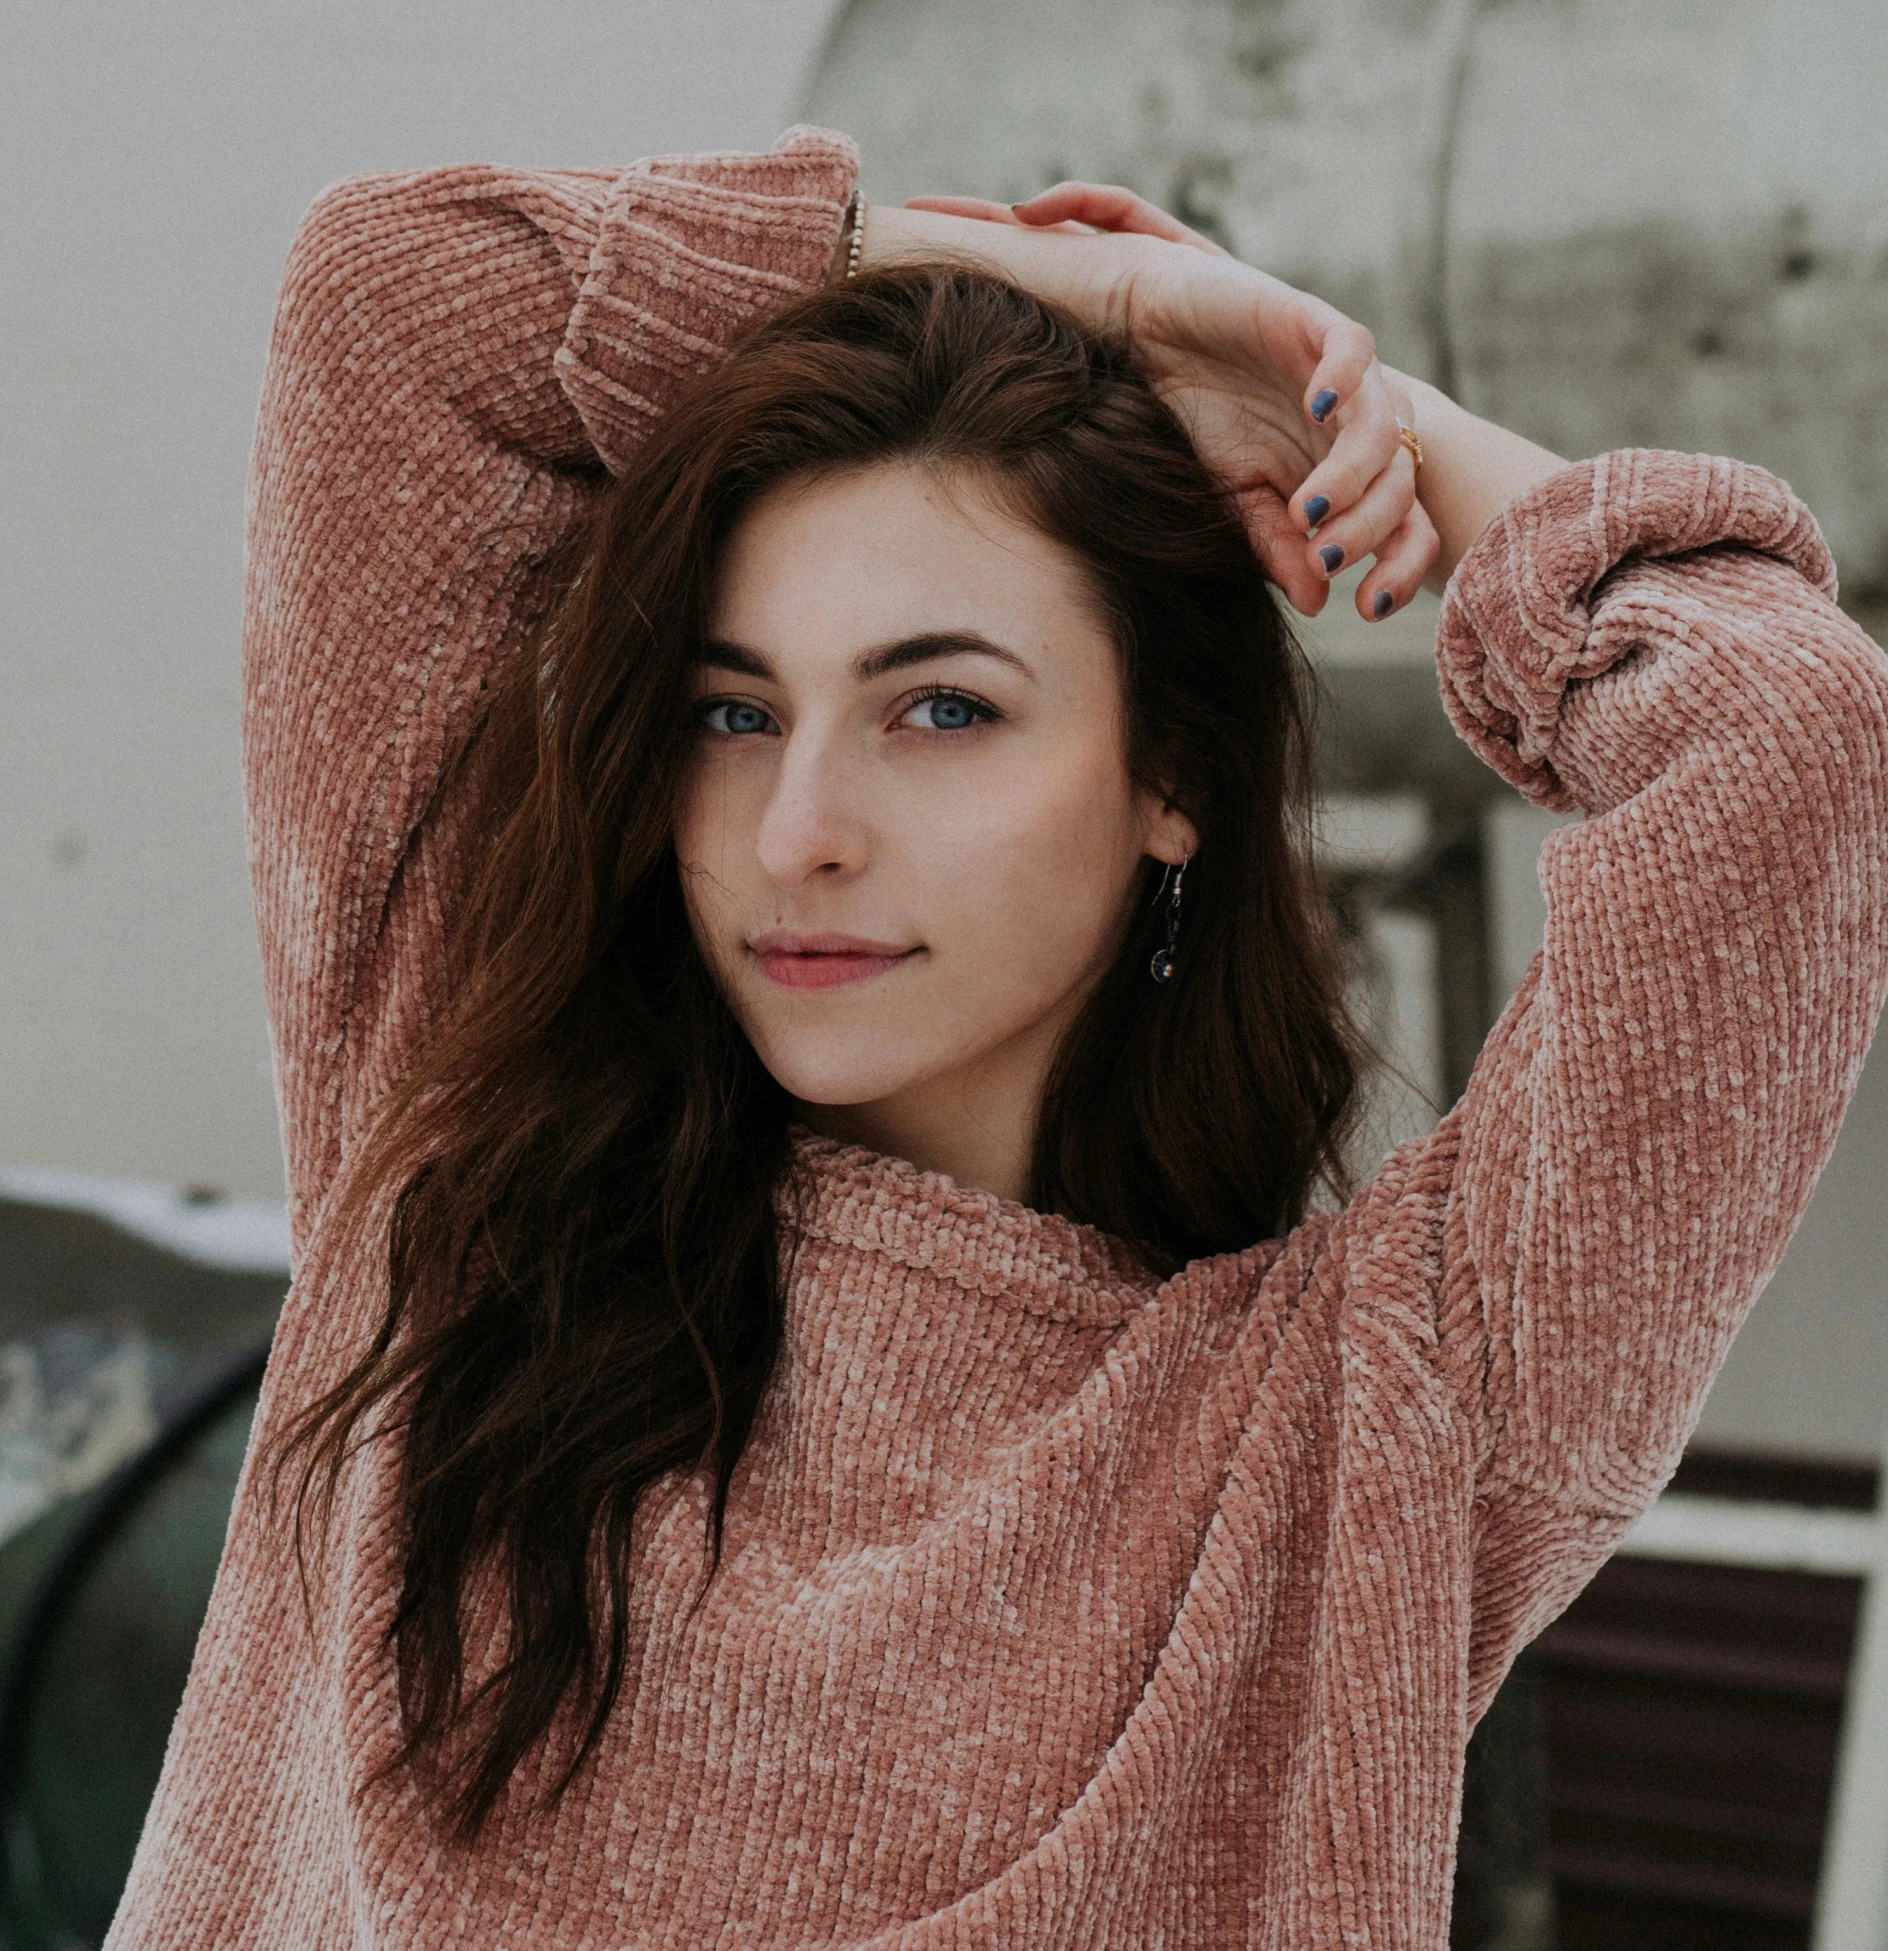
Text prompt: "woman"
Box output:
[[109, 128, 1887, 1949]]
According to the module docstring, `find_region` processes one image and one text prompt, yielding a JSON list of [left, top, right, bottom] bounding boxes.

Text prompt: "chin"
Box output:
[[761, 1051, 929, 1111], [742, 1020, 956, 1114]]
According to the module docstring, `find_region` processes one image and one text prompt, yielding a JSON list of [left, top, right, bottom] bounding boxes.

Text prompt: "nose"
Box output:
[[753, 728, 869, 888]]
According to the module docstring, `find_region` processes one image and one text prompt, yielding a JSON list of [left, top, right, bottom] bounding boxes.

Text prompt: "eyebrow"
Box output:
[[696, 630, 1034, 684]]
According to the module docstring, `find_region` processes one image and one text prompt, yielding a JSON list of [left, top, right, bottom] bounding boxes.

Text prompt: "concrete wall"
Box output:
[[0, 0, 844, 1203]]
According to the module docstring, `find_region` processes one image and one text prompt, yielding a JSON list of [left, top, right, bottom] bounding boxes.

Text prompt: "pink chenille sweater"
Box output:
[[106, 129, 1888, 1950]]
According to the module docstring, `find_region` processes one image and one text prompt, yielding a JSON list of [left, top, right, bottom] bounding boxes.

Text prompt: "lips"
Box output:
[[749, 932, 922, 991]]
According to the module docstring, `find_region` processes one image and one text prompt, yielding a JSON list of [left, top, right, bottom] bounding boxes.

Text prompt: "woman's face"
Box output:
[[675, 460, 1195, 1180]]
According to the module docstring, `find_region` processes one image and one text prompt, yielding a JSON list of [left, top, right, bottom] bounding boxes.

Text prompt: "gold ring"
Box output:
[[1397, 422, 1423, 469]]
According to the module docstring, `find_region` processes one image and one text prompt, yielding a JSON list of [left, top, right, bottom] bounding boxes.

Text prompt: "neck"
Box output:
[[794, 1011, 1069, 1207]]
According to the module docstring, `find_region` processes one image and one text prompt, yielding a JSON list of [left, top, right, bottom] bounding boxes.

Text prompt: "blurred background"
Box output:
[[2, 1, 1885, 1946]]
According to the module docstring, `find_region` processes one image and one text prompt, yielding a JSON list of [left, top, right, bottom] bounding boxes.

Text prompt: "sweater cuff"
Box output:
[[1435, 449, 1837, 808], [555, 125, 859, 475]]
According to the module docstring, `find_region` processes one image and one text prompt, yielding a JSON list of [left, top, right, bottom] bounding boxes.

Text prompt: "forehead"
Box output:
[[707, 460, 1112, 673]]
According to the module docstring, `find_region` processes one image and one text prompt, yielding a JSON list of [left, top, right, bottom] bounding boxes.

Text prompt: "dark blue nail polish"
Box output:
[[1310, 389, 1339, 423], [1303, 494, 1330, 527], [1319, 542, 1345, 574], [1373, 589, 1394, 618]]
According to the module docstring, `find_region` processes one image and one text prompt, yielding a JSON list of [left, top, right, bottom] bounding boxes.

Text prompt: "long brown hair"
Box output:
[[281, 264, 1362, 1836]]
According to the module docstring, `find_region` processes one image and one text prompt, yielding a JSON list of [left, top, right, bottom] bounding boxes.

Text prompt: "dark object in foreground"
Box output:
[[1535, 1452, 1874, 1951], [1454, 1648, 1557, 1949], [0, 1353, 266, 1951], [0, 1191, 283, 1950]]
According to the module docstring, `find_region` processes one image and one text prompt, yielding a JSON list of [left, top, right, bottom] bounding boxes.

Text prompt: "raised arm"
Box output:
[[1433, 448, 1888, 1685], [242, 130, 856, 1255], [843, 187, 1888, 1670]]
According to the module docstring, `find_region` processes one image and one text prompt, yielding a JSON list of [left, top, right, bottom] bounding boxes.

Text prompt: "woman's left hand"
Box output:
[[888, 182, 1439, 620]]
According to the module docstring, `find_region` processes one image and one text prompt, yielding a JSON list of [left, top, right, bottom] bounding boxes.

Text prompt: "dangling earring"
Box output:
[[1149, 855, 1190, 984]]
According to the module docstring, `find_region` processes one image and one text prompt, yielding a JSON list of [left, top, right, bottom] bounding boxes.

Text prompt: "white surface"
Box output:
[[0, 1167, 291, 1273], [1616, 1492, 1880, 1576]]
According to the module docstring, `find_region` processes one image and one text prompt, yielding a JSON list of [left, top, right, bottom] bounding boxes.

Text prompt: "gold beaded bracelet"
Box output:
[[845, 189, 868, 280]]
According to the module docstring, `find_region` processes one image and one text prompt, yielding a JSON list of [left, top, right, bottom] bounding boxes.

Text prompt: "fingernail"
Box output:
[[1320, 543, 1345, 574], [1373, 589, 1394, 618], [1303, 494, 1330, 528], [1310, 389, 1339, 423]]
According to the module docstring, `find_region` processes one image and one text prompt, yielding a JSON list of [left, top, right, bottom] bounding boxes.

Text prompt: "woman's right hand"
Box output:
[[865, 183, 1439, 620]]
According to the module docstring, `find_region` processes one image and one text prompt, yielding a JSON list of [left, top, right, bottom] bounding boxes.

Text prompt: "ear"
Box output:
[[1141, 794, 1199, 868]]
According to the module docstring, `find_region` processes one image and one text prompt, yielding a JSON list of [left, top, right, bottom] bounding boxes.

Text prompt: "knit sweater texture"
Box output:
[[107, 128, 1888, 1950]]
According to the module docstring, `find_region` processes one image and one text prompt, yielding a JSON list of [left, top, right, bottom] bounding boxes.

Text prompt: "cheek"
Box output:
[[907, 740, 1145, 1008], [673, 750, 741, 865], [672, 762, 753, 969]]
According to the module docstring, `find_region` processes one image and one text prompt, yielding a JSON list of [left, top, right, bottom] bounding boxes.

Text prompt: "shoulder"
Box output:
[[1197, 1118, 1464, 1342]]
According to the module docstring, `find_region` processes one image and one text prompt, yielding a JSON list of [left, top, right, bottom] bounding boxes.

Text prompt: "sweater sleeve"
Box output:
[[242, 128, 857, 1259], [1431, 451, 1888, 1686]]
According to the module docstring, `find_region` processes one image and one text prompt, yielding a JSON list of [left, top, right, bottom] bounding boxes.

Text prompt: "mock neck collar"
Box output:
[[780, 1128, 1157, 1328]]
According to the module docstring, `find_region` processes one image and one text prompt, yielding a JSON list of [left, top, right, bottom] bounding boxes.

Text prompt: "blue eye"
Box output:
[[905, 690, 992, 732], [702, 700, 774, 736]]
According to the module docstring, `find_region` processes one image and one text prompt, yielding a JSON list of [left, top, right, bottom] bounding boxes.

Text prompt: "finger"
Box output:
[[1012, 181, 1228, 256], [1353, 504, 1442, 622], [1288, 356, 1402, 533], [1290, 319, 1379, 453], [1237, 484, 1331, 617], [903, 194, 1027, 225], [1298, 447, 1417, 591]]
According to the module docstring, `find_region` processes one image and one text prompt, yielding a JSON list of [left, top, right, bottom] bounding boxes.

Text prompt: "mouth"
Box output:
[[749, 932, 923, 991]]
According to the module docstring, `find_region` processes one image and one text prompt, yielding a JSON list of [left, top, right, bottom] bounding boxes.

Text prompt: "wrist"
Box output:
[[855, 201, 1008, 275], [1392, 372, 1569, 594]]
